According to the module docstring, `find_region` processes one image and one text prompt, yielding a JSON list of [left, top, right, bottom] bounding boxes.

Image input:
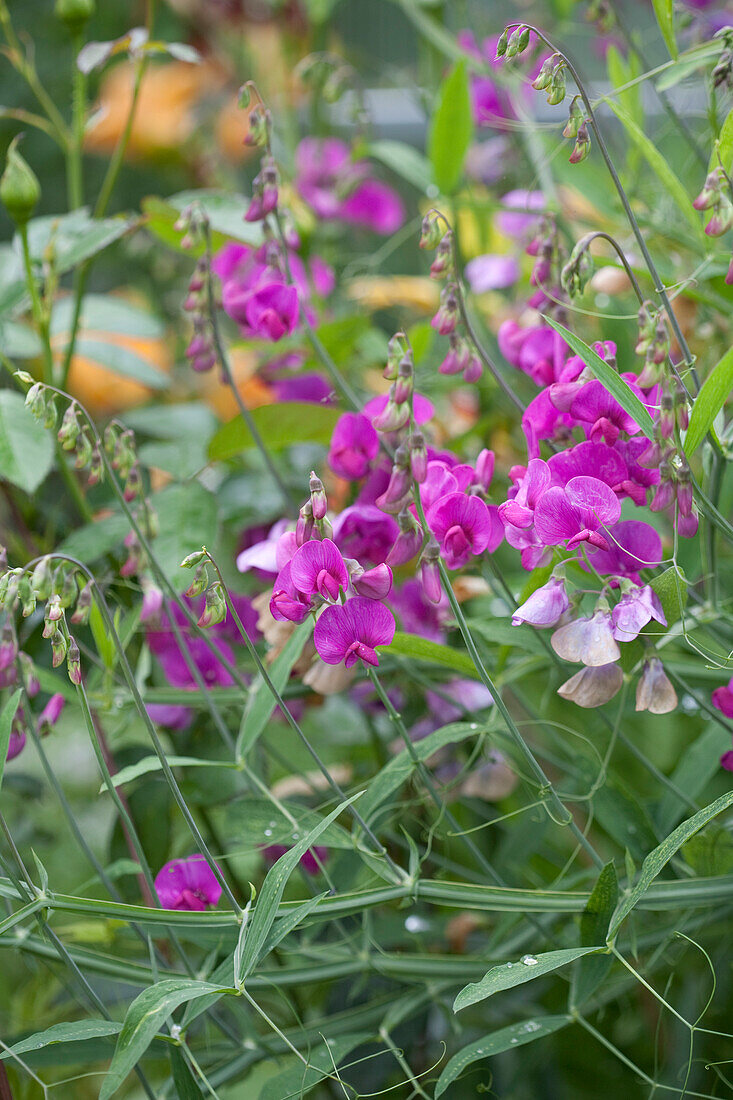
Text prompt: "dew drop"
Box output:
[[263, 829, 272, 837], [520, 955, 538, 966]]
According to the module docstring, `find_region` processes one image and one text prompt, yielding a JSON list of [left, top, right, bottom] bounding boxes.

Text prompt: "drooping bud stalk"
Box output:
[[674, 380, 689, 431], [386, 508, 424, 567], [385, 332, 409, 379], [185, 562, 209, 599], [569, 121, 591, 164], [74, 430, 93, 470], [692, 166, 733, 236], [25, 383, 47, 420], [557, 662, 624, 707], [57, 403, 81, 450], [495, 27, 509, 58], [198, 583, 228, 628], [409, 431, 428, 483], [532, 54, 558, 92], [123, 464, 142, 503], [562, 95, 585, 139], [18, 575, 36, 618], [88, 444, 104, 486], [504, 24, 530, 58], [309, 471, 328, 521], [244, 104, 270, 148], [0, 624, 16, 671], [546, 61, 567, 106], [0, 136, 41, 226], [180, 549, 208, 570], [66, 636, 81, 685], [70, 581, 93, 626], [429, 231, 454, 279], [431, 283, 460, 335], [419, 212, 445, 251], [419, 537, 442, 604], [245, 154, 279, 222], [658, 388, 675, 439], [371, 387, 411, 433], [561, 234, 594, 298], [439, 333, 471, 376]]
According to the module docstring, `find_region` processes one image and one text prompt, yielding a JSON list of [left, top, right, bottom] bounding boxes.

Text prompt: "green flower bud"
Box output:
[[54, 0, 95, 34], [1, 137, 41, 226], [495, 28, 509, 58]]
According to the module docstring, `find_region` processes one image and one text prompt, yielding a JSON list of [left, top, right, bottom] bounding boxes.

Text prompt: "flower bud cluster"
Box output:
[[420, 216, 482, 384], [692, 167, 733, 237]]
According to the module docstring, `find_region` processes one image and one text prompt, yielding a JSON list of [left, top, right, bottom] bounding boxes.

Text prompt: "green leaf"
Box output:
[[100, 979, 230, 1099], [435, 1016, 570, 1097], [100, 755, 234, 793], [0, 320, 42, 358], [258, 1034, 370, 1100], [387, 631, 480, 678], [454, 947, 603, 1012], [152, 482, 219, 587], [655, 41, 722, 91], [359, 721, 490, 825], [684, 345, 733, 454], [0, 390, 55, 494], [366, 139, 433, 191], [169, 1045, 200, 1099], [543, 317, 655, 440], [428, 60, 473, 194], [237, 619, 313, 758], [683, 828, 733, 876], [51, 295, 164, 339], [71, 338, 168, 389], [142, 191, 260, 256], [208, 402, 341, 462], [572, 862, 618, 1008], [58, 512, 130, 565], [219, 797, 357, 853], [656, 724, 732, 834], [465, 617, 548, 657], [235, 793, 362, 983], [0, 1019, 122, 1061], [604, 101, 705, 244], [712, 107, 733, 175], [0, 690, 22, 793], [652, 0, 677, 59], [606, 46, 642, 128], [24, 209, 134, 273], [608, 789, 733, 939]]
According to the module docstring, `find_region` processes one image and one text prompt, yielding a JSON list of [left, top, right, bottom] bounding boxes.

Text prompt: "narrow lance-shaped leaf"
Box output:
[[435, 1016, 571, 1097], [99, 979, 232, 1099], [428, 60, 473, 194], [543, 316, 656, 440], [0, 690, 22, 792], [235, 792, 363, 983], [652, 0, 677, 60], [572, 861, 618, 1008], [684, 345, 733, 454], [608, 789, 733, 940], [454, 947, 604, 1012], [0, 1019, 122, 1061]]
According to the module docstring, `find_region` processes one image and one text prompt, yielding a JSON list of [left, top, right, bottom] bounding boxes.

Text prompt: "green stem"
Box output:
[[67, 33, 86, 210], [18, 222, 52, 384]]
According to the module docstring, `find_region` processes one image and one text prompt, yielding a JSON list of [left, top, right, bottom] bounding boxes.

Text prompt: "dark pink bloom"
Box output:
[[534, 476, 621, 552], [522, 389, 574, 459], [512, 575, 569, 627], [465, 254, 520, 292], [352, 563, 393, 600], [548, 442, 627, 494], [6, 721, 25, 762], [328, 413, 379, 481], [271, 372, 333, 405], [495, 189, 545, 238], [712, 677, 733, 719], [295, 138, 405, 234], [499, 459, 552, 570], [611, 585, 666, 642], [290, 538, 349, 602], [155, 856, 222, 911], [390, 578, 449, 643], [363, 393, 434, 427], [419, 461, 459, 513], [332, 504, 399, 566], [38, 693, 65, 731], [569, 377, 648, 445], [147, 704, 192, 731], [428, 492, 503, 569], [586, 519, 663, 581], [498, 321, 567, 387], [262, 844, 329, 874], [270, 562, 312, 623], [314, 596, 396, 668]]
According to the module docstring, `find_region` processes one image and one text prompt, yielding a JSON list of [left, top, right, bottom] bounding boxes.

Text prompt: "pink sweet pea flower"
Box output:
[[270, 562, 313, 623], [465, 254, 520, 292], [586, 519, 663, 581], [611, 585, 666, 642], [314, 596, 396, 668], [495, 189, 546, 238], [534, 476, 621, 553], [155, 855, 222, 911], [290, 538, 349, 602], [332, 504, 399, 566], [295, 138, 405, 234], [328, 413, 379, 480], [712, 677, 733, 719], [428, 491, 503, 569], [569, 377, 648, 445]]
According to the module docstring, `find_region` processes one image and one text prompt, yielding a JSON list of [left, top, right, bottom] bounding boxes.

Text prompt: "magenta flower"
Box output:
[[289, 538, 349, 602], [270, 562, 312, 623], [465, 254, 520, 292], [498, 321, 567, 386], [6, 719, 25, 762], [712, 677, 733, 719], [512, 575, 569, 627], [314, 596, 396, 668], [548, 441, 627, 495], [263, 844, 329, 874], [611, 585, 666, 642], [569, 377, 648, 445], [352, 563, 393, 600], [363, 392, 434, 427], [428, 492, 503, 569], [534, 475, 621, 552], [295, 138, 405, 234], [147, 704, 193, 731], [389, 577, 450, 643], [38, 693, 65, 733], [328, 413, 379, 481], [154, 856, 222, 911], [586, 519, 663, 581], [499, 459, 553, 570], [332, 504, 399, 566], [495, 189, 545, 239]]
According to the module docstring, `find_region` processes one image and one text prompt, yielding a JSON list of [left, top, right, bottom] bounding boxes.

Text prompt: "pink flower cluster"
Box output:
[[295, 138, 405, 235]]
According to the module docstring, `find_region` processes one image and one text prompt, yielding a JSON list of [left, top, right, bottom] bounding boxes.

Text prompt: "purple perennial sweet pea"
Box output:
[[154, 856, 222, 911], [534, 475, 621, 552], [586, 519, 663, 580], [465, 254, 520, 292], [270, 562, 312, 623], [314, 596, 396, 669], [427, 492, 503, 569], [328, 413, 379, 481], [512, 575, 569, 627], [289, 538, 349, 602], [295, 138, 405, 234], [611, 585, 666, 641]]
